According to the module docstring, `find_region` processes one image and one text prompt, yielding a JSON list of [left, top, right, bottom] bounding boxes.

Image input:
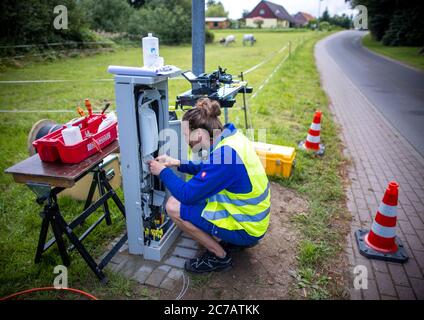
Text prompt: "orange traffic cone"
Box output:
[[355, 181, 408, 263], [298, 110, 325, 155]]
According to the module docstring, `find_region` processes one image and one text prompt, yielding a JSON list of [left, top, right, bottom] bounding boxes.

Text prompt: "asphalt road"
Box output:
[[322, 31, 424, 157]]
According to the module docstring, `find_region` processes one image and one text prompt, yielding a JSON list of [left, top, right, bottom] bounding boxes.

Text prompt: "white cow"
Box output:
[[243, 34, 256, 46], [219, 35, 236, 46]]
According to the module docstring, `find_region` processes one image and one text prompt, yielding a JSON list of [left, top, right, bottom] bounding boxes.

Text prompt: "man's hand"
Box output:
[[148, 160, 166, 176], [155, 155, 180, 167]]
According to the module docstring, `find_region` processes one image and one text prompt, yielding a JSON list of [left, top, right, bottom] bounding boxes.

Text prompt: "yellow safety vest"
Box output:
[[201, 130, 271, 238], [185, 147, 193, 181]]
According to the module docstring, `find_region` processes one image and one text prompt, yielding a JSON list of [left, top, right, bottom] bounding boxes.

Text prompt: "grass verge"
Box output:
[[362, 33, 424, 71]]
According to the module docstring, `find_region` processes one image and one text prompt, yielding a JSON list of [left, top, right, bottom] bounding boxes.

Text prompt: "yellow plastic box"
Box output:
[[253, 142, 296, 178]]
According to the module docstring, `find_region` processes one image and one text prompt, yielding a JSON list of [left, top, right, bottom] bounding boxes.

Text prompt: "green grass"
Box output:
[[362, 33, 424, 70], [0, 30, 349, 299]]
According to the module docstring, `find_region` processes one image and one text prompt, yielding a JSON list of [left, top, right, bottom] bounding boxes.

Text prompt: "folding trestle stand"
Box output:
[[32, 165, 127, 284]]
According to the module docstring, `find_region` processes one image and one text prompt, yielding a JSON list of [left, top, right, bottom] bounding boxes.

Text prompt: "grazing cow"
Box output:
[[219, 35, 236, 46], [243, 34, 256, 46]]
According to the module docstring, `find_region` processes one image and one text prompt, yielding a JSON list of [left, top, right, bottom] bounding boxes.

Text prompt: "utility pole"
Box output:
[[192, 0, 205, 76]]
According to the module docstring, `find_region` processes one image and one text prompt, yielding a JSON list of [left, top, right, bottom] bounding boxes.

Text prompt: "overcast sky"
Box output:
[[219, 0, 355, 19]]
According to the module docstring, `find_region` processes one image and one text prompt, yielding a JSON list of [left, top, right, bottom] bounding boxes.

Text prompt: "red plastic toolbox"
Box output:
[[33, 113, 118, 164]]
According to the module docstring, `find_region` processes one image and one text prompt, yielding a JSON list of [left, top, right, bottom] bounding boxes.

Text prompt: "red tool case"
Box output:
[[33, 114, 118, 164]]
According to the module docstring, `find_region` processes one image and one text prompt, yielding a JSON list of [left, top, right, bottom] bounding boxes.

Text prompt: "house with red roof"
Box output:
[[245, 1, 296, 28], [293, 12, 315, 27]]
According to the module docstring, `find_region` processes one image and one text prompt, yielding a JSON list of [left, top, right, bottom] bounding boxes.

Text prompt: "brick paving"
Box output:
[[316, 33, 424, 299], [104, 232, 199, 292]]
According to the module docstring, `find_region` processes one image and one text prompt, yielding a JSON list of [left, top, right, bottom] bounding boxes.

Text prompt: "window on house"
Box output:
[[214, 22, 219, 27], [259, 9, 265, 15]]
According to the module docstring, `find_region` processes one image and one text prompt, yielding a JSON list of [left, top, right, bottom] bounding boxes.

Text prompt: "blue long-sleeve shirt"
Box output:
[[159, 124, 252, 205]]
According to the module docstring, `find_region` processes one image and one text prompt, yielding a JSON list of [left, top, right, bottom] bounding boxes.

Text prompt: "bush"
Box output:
[[382, 8, 424, 46], [81, 0, 132, 33], [128, 4, 191, 45], [205, 28, 215, 44], [318, 21, 330, 31], [0, 0, 94, 56]]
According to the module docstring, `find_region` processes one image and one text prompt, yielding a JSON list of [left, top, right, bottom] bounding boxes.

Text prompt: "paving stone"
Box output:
[[371, 260, 388, 274], [172, 246, 198, 259], [157, 264, 171, 273], [160, 276, 178, 291], [395, 285, 416, 300], [362, 279, 380, 300], [409, 277, 424, 299], [381, 295, 397, 300], [145, 267, 169, 287], [120, 256, 144, 278], [178, 238, 200, 250], [168, 268, 184, 281], [164, 256, 186, 269], [133, 264, 155, 284], [110, 253, 126, 265], [349, 288, 363, 300], [405, 234, 424, 251], [403, 258, 423, 279], [413, 250, 424, 270], [375, 272, 397, 297], [387, 264, 410, 287]]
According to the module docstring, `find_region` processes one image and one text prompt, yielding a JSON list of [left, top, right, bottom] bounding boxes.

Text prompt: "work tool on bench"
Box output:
[[176, 67, 253, 125], [5, 141, 126, 283]]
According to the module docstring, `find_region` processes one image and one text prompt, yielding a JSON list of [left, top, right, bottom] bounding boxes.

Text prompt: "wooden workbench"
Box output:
[[4, 140, 126, 283], [5, 141, 119, 188]]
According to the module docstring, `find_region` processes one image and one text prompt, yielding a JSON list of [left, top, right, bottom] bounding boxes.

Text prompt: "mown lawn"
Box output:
[[0, 30, 349, 299], [362, 33, 424, 71]]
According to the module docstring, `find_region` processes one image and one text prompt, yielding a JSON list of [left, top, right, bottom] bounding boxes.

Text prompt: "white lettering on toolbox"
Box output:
[[87, 132, 111, 152]]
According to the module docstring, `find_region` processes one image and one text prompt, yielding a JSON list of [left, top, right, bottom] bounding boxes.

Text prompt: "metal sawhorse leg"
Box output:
[[32, 166, 127, 284]]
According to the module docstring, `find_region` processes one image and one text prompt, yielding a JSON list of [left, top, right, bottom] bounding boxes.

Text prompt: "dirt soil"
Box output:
[[158, 181, 309, 300]]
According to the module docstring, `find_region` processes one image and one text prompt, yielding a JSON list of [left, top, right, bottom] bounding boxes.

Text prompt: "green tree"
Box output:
[[349, 0, 423, 46], [128, 0, 192, 44], [321, 8, 331, 22], [0, 0, 92, 49], [82, 0, 132, 33], [206, 1, 229, 17]]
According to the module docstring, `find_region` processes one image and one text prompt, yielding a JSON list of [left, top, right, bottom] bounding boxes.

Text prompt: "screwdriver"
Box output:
[[77, 106, 86, 117], [84, 98, 93, 117]]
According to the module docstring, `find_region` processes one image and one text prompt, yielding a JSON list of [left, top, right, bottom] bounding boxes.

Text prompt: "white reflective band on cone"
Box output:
[[371, 221, 396, 238], [378, 203, 397, 217], [306, 134, 320, 143], [310, 123, 321, 131]]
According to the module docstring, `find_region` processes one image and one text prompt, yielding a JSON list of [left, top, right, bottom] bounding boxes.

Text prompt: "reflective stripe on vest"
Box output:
[[201, 130, 271, 238], [208, 183, 270, 206]]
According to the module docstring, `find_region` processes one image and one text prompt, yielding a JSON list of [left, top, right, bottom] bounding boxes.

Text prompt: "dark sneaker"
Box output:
[[185, 250, 232, 273]]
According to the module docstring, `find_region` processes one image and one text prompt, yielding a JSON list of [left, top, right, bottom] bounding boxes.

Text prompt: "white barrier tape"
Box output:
[[0, 79, 113, 84], [371, 221, 396, 239], [250, 54, 289, 100], [0, 41, 114, 49], [0, 77, 183, 84], [243, 44, 287, 75], [0, 109, 81, 113], [306, 134, 320, 143], [378, 203, 397, 217], [310, 123, 321, 131]]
